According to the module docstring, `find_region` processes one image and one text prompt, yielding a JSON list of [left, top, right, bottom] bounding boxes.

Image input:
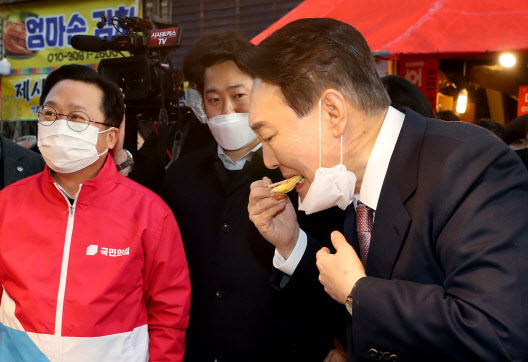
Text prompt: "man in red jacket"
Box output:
[[0, 64, 191, 362]]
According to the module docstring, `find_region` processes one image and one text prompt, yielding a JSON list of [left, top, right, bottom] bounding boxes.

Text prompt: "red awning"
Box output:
[[252, 0, 528, 57]]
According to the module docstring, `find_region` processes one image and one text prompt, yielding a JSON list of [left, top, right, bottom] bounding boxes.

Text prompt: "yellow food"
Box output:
[[272, 175, 303, 196]]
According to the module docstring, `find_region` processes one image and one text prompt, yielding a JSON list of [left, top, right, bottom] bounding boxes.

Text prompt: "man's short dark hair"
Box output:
[[503, 114, 528, 145], [436, 110, 460, 122], [40, 64, 124, 128], [245, 18, 390, 117], [381, 75, 435, 118], [474, 119, 504, 139], [183, 32, 225, 87], [196, 31, 254, 93]]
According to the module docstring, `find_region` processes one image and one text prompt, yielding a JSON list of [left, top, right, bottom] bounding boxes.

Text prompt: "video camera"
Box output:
[[72, 14, 182, 105], [71, 14, 186, 158]]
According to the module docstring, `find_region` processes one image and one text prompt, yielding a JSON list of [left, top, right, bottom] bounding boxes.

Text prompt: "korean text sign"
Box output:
[[1, 0, 139, 72], [1, 74, 46, 121]]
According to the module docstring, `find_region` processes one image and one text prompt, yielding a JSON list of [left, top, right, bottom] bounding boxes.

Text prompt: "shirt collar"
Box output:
[[217, 143, 263, 170], [43, 154, 118, 205], [54, 178, 77, 200], [359, 106, 404, 211]]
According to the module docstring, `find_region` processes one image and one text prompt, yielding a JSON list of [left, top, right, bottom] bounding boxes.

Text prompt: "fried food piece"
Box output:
[[4, 20, 32, 55], [272, 175, 303, 196]]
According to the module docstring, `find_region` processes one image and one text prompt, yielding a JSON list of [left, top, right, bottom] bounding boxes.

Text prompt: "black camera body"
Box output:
[[71, 15, 187, 159], [72, 15, 183, 102]]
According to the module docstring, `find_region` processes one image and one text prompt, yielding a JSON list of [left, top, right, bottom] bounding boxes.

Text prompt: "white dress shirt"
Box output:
[[273, 106, 405, 275], [217, 143, 262, 170]]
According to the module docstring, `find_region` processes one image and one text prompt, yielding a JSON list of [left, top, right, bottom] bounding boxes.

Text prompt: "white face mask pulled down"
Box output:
[[38, 119, 113, 174], [298, 99, 357, 215], [187, 88, 208, 124], [207, 113, 257, 150]]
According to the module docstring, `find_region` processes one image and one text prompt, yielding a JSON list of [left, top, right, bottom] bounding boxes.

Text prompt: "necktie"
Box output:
[[356, 201, 374, 266]]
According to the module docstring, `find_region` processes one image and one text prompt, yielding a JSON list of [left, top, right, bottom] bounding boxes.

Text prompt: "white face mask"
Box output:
[[298, 99, 357, 215], [207, 113, 257, 150], [38, 119, 113, 174], [187, 88, 208, 124]]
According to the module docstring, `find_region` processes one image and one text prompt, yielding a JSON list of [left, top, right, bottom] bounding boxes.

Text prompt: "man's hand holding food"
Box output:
[[249, 176, 366, 303], [248, 176, 300, 259]]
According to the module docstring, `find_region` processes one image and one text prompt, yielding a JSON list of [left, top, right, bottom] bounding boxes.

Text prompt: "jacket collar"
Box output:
[[42, 154, 118, 206], [212, 145, 283, 193], [365, 107, 427, 279]]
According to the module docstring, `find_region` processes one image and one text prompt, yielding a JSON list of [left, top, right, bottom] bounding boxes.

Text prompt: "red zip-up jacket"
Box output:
[[0, 155, 190, 361]]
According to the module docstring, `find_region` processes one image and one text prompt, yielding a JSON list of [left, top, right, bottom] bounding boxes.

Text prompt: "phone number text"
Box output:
[[46, 50, 120, 63]]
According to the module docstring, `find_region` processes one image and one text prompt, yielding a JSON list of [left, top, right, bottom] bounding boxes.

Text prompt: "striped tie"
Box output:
[[356, 201, 374, 266]]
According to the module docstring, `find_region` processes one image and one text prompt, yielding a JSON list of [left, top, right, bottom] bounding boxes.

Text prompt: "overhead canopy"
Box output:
[[252, 0, 528, 57]]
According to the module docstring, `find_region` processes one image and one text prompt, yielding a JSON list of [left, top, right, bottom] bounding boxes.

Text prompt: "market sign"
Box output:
[[1, 74, 47, 121], [0, 0, 139, 73], [517, 86, 528, 117], [399, 57, 439, 112]]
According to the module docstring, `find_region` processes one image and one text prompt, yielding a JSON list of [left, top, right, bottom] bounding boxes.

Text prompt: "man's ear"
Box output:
[[106, 127, 120, 150], [321, 89, 347, 138]]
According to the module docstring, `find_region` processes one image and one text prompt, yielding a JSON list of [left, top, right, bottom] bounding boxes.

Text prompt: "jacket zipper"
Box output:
[[52, 184, 81, 362]]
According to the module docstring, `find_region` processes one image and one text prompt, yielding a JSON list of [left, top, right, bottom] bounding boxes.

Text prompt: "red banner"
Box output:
[[398, 57, 439, 112], [517, 86, 528, 116]]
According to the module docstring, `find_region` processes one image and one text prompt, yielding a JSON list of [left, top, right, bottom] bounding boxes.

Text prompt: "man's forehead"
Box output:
[[252, 78, 279, 93], [249, 81, 292, 130], [48, 80, 101, 97], [204, 60, 251, 82], [44, 99, 88, 112], [44, 80, 103, 112], [250, 81, 288, 112]]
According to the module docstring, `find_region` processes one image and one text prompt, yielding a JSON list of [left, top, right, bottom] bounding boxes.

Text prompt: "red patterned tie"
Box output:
[[356, 201, 374, 266]]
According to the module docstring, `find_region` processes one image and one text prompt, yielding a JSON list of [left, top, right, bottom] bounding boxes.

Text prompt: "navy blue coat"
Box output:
[[274, 108, 528, 362]]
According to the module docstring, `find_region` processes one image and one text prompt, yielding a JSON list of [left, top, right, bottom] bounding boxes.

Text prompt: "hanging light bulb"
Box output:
[[499, 53, 516, 68], [456, 88, 468, 114]]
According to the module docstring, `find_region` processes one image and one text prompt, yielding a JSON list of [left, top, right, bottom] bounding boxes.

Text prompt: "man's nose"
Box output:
[[262, 143, 280, 170], [222, 99, 236, 115]]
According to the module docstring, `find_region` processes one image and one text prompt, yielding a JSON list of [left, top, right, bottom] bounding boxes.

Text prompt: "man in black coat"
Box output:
[[0, 133, 45, 190], [247, 19, 528, 361], [162, 32, 343, 362]]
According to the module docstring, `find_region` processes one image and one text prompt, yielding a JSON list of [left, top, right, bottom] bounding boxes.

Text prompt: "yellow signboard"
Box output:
[[1, 0, 139, 73], [1, 74, 46, 121]]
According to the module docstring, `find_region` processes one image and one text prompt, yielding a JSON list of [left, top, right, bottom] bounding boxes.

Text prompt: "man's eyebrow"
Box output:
[[205, 83, 246, 95], [71, 104, 87, 111], [250, 120, 267, 131], [204, 87, 218, 95]]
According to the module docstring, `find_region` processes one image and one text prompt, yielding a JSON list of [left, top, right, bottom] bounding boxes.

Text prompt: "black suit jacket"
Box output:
[[515, 148, 528, 169], [0, 134, 45, 190], [278, 108, 528, 361], [162, 145, 344, 362]]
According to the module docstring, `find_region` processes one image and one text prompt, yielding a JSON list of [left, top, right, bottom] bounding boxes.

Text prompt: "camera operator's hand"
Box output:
[[248, 177, 300, 259], [111, 110, 132, 176], [324, 349, 347, 362], [323, 337, 347, 362]]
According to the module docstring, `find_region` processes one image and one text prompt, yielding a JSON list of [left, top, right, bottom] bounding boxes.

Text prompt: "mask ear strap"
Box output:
[[97, 149, 109, 157], [98, 127, 115, 134], [340, 135, 343, 164], [319, 98, 322, 168]]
